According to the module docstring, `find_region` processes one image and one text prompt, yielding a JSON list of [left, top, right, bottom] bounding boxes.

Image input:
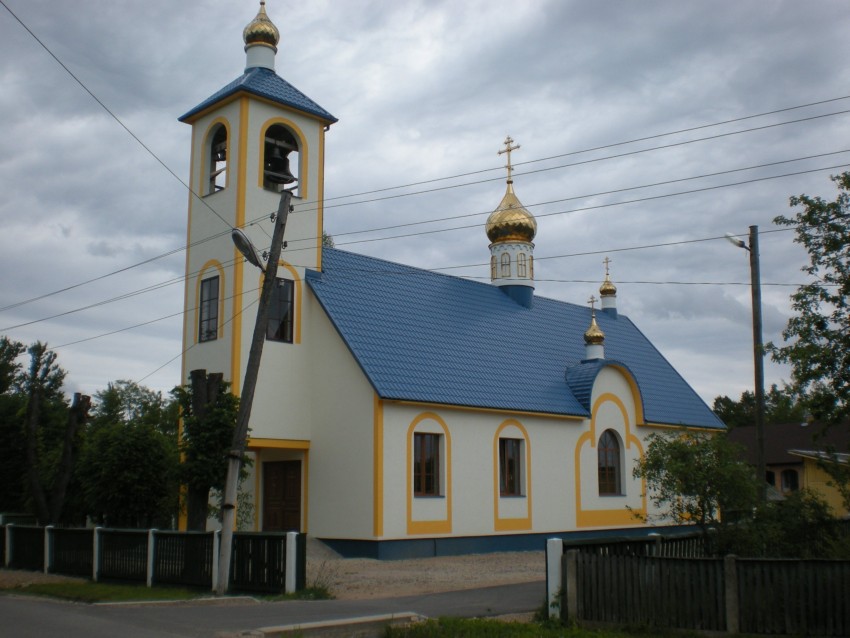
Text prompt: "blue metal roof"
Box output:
[[306, 249, 724, 429], [179, 67, 337, 123]]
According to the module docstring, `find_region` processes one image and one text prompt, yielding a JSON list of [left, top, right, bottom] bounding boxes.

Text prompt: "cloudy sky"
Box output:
[[1, 0, 848, 409]]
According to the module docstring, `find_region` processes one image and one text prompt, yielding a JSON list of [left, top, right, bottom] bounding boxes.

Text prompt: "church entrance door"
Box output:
[[263, 460, 301, 531]]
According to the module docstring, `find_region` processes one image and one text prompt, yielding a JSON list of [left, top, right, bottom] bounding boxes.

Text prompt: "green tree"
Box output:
[[20, 342, 91, 525], [172, 370, 241, 530], [712, 383, 806, 429], [633, 431, 758, 533], [0, 337, 27, 512], [77, 380, 179, 527], [771, 172, 850, 427]]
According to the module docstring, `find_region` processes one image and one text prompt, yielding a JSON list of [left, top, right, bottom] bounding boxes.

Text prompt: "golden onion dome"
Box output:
[[243, 1, 280, 49], [584, 313, 605, 345], [485, 183, 537, 243], [599, 274, 617, 297]]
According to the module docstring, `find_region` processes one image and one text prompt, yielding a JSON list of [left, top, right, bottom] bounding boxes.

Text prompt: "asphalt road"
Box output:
[[0, 580, 545, 637]]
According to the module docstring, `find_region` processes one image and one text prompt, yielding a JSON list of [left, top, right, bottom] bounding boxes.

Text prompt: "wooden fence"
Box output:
[[553, 546, 850, 635], [1, 524, 306, 594]]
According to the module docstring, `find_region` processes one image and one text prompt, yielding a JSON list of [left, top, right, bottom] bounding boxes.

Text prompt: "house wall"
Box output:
[[373, 365, 659, 544], [802, 458, 849, 517]]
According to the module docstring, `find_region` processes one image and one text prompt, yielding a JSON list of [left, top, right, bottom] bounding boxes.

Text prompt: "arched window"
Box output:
[[266, 278, 294, 343], [207, 124, 227, 195], [517, 253, 527, 277], [264, 124, 299, 195], [529, 255, 534, 278], [490, 256, 497, 280], [500, 253, 511, 277], [598, 429, 621, 495]]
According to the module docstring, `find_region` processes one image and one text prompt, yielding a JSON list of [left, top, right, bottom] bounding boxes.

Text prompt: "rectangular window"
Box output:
[[414, 433, 441, 496], [199, 276, 219, 342], [499, 438, 523, 496], [267, 278, 294, 343]]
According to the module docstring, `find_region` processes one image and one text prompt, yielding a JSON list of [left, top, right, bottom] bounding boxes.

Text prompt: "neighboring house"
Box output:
[[178, 3, 724, 558], [728, 422, 850, 516]]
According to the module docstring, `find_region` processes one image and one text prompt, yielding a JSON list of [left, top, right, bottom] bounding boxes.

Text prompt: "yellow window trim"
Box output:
[[574, 392, 647, 527], [258, 117, 309, 199], [406, 412, 452, 535], [194, 260, 226, 344], [200, 118, 231, 195], [492, 419, 532, 532]]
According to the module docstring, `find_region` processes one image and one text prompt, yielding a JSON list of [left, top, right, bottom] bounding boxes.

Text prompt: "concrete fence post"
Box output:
[[147, 529, 157, 588], [545, 538, 562, 619], [44, 525, 54, 574], [724, 554, 739, 634], [93, 527, 102, 582], [565, 549, 579, 625], [211, 530, 221, 593], [4, 523, 12, 567], [285, 531, 298, 594], [648, 532, 662, 557]]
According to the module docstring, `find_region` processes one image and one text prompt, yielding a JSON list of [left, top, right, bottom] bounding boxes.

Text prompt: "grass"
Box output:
[[1, 578, 333, 604], [385, 617, 709, 638], [3, 581, 205, 604]]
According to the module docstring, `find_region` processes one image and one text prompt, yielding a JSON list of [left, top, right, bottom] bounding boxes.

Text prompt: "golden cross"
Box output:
[[587, 295, 598, 311], [603, 257, 612, 277], [497, 135, 521, 183]]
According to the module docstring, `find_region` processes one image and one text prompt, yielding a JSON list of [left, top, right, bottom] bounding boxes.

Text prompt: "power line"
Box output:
[[0, 0, 233, 232]]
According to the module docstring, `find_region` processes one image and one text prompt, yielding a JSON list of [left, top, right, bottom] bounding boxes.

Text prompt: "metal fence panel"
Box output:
[[98, 529, 148, 583], [230, 532, 287, 593], [8, 526, 43, 571], [52, 528, 93, 576], [153, 531, 213, 588]]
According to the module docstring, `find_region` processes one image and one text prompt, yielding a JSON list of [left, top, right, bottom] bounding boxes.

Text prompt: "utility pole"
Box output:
[[216, 188, 292, 595], [748, 225, 767, 504]]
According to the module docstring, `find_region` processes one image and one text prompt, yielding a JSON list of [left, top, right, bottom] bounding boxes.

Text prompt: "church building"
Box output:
[[178, 3, 723, 558]]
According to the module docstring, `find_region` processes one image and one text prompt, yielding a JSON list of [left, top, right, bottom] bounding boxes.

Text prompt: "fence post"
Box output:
[[44, 525, 53, 574], [4, 523, 12, 568], [565, 549, 579, 625], [285, 531, 298, 594], [93, 527, 102, 582], [147, 529, 157, 588], [724, 554, 739, 634], [211, 529, 220, 593], [648, 532, 662, 557], [546, 538, 562, 619]]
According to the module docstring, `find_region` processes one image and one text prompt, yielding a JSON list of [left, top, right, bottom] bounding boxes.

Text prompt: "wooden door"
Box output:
[[263, 460, 302, 531]]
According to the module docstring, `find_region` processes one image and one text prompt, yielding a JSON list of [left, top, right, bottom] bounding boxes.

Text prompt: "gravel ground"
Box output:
[[0, 539, 546, 602], [306, 539, 545, 601]]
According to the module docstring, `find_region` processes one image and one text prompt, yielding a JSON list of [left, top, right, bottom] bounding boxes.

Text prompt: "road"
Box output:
[[0, 580, 545, 637]]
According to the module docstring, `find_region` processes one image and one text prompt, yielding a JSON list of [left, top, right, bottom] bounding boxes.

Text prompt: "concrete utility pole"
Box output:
[[216, 189, 292, 595], [748, 225, 767, 505]]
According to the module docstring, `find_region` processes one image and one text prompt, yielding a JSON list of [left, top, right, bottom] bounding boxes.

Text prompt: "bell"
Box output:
[[265, 146, 297, 185]]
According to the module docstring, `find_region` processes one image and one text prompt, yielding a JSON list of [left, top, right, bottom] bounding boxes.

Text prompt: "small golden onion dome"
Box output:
[[485, 183, 537, 243], [600, 275, 617, 297], [584, 313, 605, 345], [243, 1, 280, 49]]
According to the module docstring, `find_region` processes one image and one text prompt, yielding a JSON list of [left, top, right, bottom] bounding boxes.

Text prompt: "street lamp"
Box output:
[[216, 172, 296, 595], [725, 225, 767, 504]]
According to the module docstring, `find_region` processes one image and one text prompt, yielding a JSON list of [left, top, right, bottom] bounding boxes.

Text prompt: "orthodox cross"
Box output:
[[498, 135, 521, 183], [587, 294, 598, 312], [603, 256, 612, 277]]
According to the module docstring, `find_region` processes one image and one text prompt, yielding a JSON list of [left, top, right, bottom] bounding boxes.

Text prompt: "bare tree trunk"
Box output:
[[48, 393, 90, 523], [25, 383, 50, 525]]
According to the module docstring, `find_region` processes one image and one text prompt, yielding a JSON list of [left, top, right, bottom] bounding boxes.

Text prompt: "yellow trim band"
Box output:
[[406, 412, 452, 535]]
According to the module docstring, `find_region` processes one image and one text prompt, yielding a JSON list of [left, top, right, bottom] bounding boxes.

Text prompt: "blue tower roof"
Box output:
[[306, 249, 724, 429], [179, 67, 337, 123]]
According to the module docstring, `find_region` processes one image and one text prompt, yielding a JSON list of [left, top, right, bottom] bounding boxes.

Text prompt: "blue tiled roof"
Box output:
[[306, 249, 724, 429], [179, 67, 337, 123]]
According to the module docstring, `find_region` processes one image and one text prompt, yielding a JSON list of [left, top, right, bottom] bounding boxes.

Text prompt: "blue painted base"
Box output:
[[319, 525, 696, 560]]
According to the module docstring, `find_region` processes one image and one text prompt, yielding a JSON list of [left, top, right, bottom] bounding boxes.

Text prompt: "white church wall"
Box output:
[[306, 295, 379, 539]]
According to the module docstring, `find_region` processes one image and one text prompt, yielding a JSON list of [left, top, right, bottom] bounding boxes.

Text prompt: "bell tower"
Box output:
[[178, 1, 337, 395]]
